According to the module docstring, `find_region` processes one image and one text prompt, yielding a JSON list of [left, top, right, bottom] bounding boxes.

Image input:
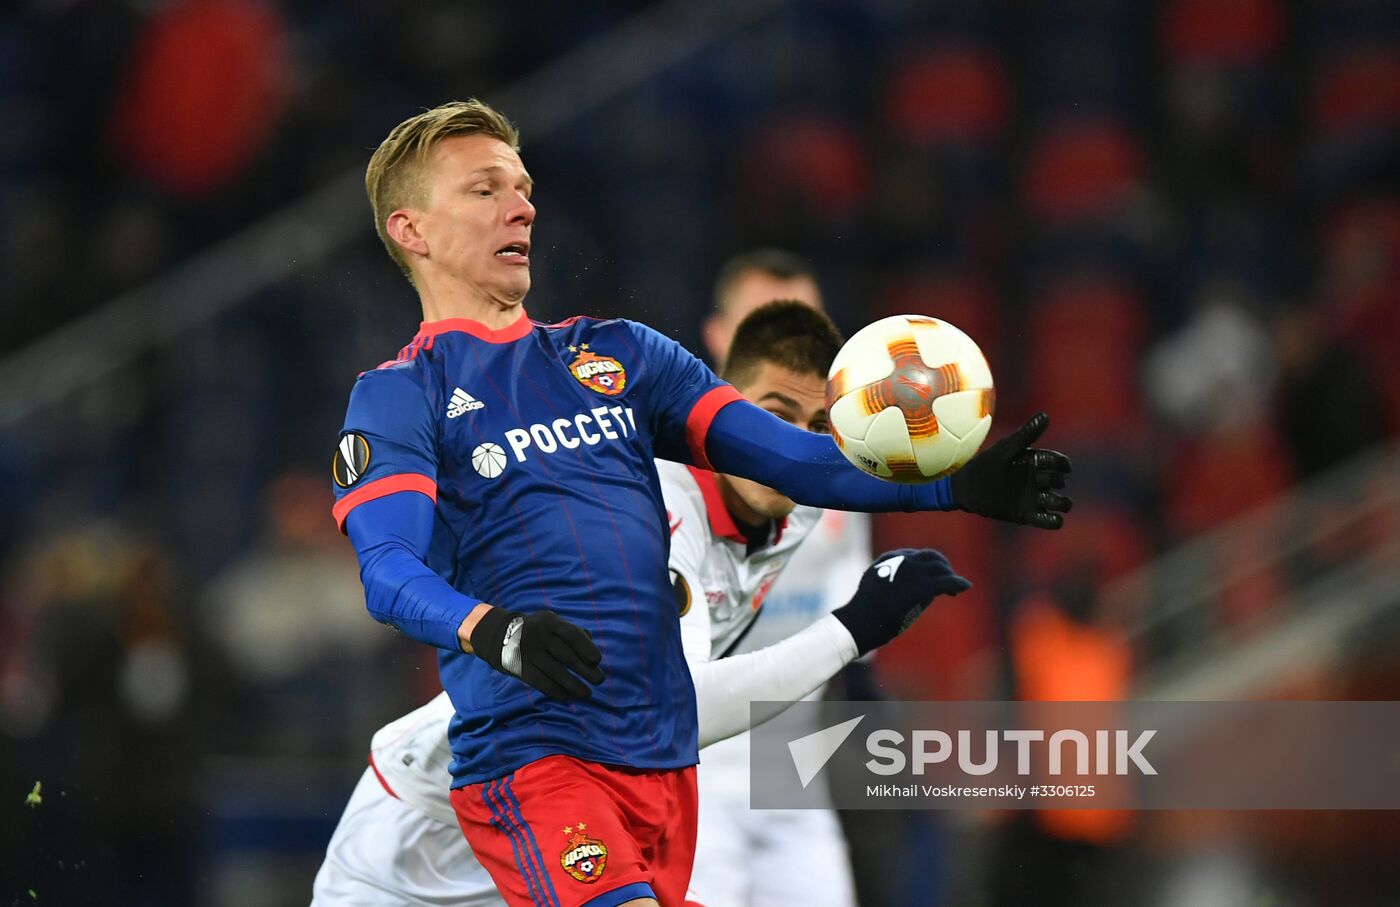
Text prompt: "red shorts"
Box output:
[[451, 755, 698, 907]]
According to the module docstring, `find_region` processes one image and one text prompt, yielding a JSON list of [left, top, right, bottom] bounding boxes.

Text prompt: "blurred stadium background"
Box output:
[[1, 0, 1397, 904]]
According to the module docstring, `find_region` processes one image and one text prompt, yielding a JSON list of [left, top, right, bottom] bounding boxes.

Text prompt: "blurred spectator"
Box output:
[[1160, 0, 1287, 197], [2, 524, 201, 905], [1272, 304, 1389, 479], [201, 471, 414, 758], [994, 581, 1137, 907], [1143, 280, 1276, 433], [1320, 200, 1400, 427]]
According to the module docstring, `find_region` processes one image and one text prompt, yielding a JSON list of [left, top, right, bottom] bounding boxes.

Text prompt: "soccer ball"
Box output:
[[826, 315, 995, 483]]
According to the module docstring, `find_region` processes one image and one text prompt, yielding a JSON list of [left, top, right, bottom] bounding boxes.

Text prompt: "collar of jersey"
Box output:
[[417, 309, 533, 344], [685, 465, 787, 548]]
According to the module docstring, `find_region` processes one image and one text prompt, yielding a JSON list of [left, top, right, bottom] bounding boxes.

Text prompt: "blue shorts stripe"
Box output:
[[487, 779, 554, 907], [481, 781, 541, 907], [503, 776, 564, 907], [483, 779, 554, 907], [581, 881, 657, 907]]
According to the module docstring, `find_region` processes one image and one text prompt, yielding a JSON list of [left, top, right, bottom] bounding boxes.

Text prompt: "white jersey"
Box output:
[[738, 507, 871, 652], [661, 459, 823, 664], [684, 506, 868, 906]]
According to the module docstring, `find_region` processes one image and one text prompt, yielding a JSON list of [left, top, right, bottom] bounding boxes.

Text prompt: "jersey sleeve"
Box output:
[[692, 616, 860, 748], [331, 368, 440, 532], [623, 320, 744, 469]]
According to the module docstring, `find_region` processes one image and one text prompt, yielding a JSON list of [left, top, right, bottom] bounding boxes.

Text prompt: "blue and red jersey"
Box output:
[[331, 310, 741, 786]]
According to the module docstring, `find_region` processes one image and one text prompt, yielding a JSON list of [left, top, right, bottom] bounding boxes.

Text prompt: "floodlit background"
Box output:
[[1, 1, 1397, 904]]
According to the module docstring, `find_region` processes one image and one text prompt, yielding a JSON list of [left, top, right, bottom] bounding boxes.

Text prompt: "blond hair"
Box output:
[[365, 100, 521, 282]]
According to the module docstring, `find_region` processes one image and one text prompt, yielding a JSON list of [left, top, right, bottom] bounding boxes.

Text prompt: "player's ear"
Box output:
[[701, 313, 727, 366], [386, 209, 429, 259]]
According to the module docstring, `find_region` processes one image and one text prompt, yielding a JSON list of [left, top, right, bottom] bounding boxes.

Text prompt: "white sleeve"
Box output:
[[692, 614, 859, 748]]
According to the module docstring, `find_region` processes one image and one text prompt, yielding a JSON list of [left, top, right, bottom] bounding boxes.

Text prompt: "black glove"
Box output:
[[469, 608, 605, 701], [832, 549, 972, 655], [950, 412, 1073, 530]]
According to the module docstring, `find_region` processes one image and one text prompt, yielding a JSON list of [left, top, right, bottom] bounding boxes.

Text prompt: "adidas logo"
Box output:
[[447, 388, 485, 419]]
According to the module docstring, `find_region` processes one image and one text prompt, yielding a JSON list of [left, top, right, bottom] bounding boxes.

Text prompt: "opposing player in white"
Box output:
[[312, 302, 971, 906], [691, 249, 869, 907]]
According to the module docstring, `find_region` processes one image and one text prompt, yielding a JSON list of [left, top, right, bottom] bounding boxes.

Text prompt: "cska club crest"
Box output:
[[568, 345, 627, 396], [560, 823, 608, 883]]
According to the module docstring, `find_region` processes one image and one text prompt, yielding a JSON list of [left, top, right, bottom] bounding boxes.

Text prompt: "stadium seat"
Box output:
[[872, 510, 997, 700], [1023, 274, 1148, 444], [881, 43, 1009, 148], [740, 113, 871, 224], [108, 0, 289, 197], [876, 271, 1004, 367], [1310, 51, 1400, 137], [1022, 119, 1145, 226], [1014, 505, 1152, 594], [1163, 0, 1284, 66], [1163, 419, 1293, 537]]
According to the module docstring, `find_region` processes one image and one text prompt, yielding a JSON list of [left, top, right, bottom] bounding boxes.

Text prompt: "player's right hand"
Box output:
[[469, 607, 605, 701], [949, 412, 1073, 530], [831, 548, 971, 655]]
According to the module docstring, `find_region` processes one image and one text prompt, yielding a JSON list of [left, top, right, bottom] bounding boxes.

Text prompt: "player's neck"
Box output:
[[713, 474, 771, 539], [416, 279, 526, 330]]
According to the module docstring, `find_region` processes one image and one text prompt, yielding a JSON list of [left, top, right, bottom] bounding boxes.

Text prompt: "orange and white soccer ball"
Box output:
[[826, 315, 995, 483]]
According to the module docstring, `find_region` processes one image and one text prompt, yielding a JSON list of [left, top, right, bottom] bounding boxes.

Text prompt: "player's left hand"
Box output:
[[469, 607, 606, 701], [949, 412, 1072, 530]]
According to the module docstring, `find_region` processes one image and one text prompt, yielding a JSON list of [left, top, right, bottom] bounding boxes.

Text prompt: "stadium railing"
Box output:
[[1101, 441, 1400, 699]]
